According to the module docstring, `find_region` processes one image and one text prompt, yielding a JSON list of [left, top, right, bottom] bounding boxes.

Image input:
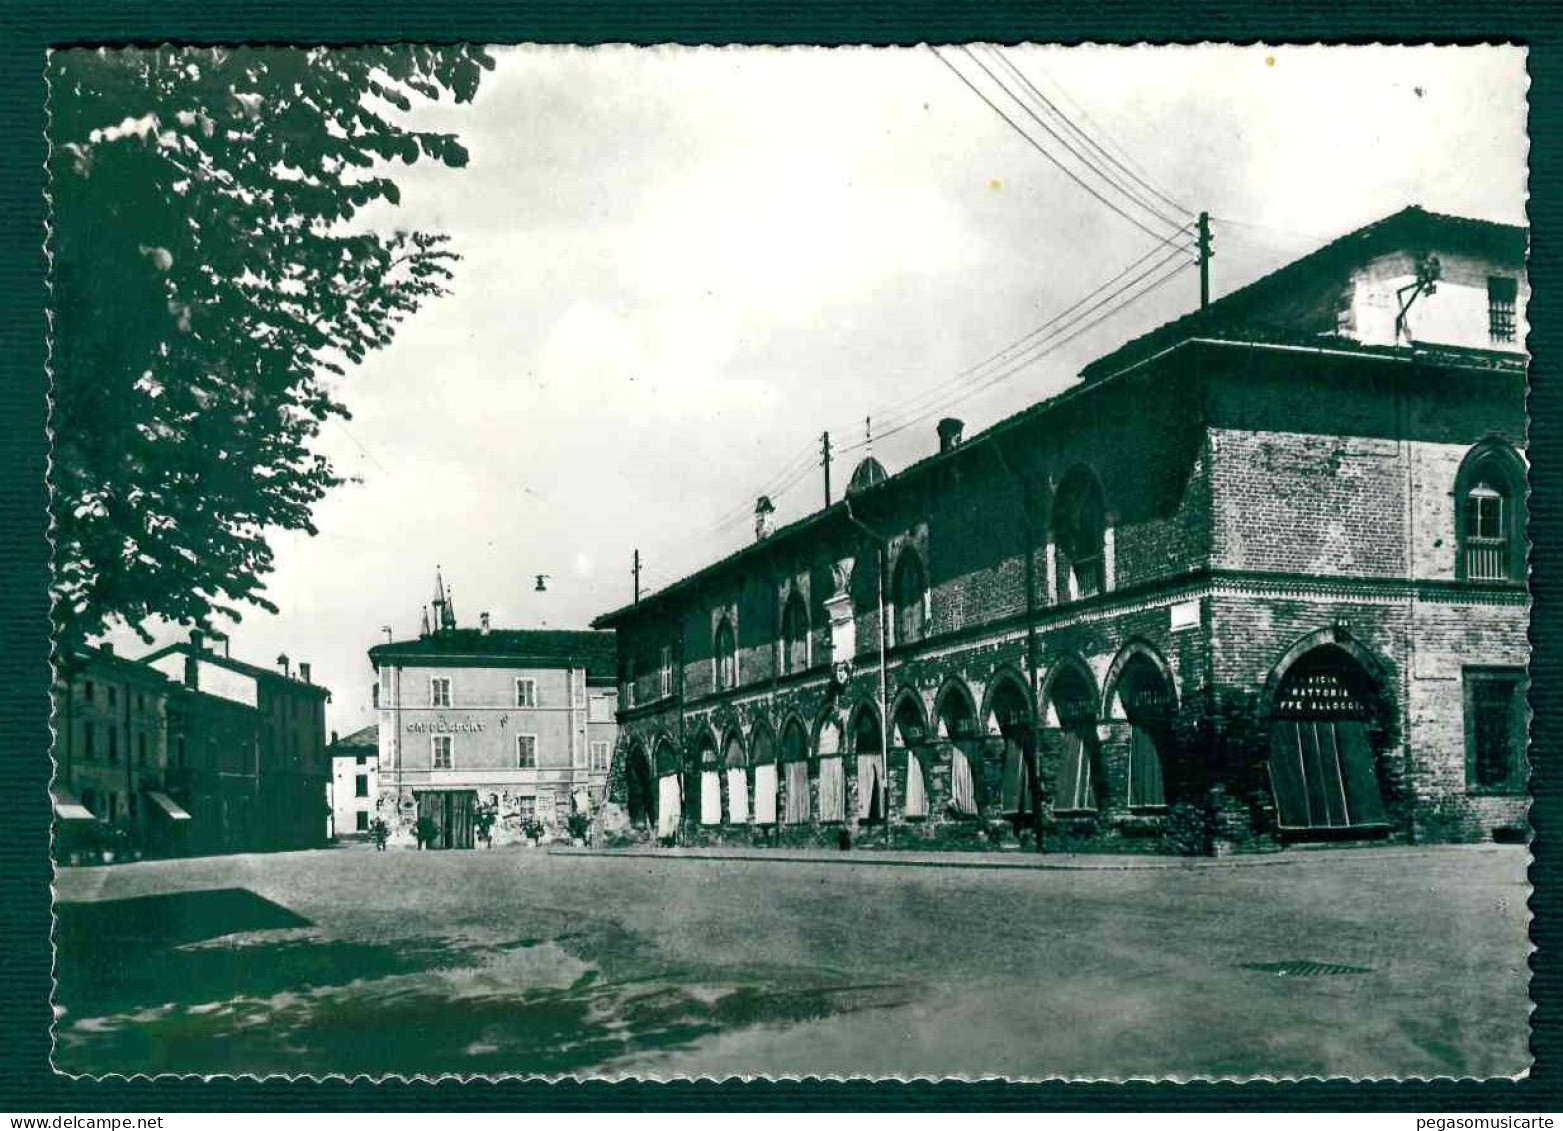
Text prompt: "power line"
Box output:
[[845, 226, 1194, 439], [928, 45, 1181, 244], [983, 45, 1192, 222]]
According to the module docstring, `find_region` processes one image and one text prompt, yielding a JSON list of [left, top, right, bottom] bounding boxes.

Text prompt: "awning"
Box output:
[[148, 791, 193, 820], [51, 791, 95, 821]]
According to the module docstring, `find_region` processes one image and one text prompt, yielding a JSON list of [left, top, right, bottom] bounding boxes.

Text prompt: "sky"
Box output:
[[106, 44, 1530, 738]]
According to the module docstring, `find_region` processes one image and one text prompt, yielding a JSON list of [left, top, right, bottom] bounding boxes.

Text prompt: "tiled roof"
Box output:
[[140, 642, 332, 697], [329, 724, 379, 752], [369, 628, 617, 680]]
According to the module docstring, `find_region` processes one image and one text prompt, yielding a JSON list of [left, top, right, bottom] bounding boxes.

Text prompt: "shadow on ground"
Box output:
[[54, 888, 914, 1077]]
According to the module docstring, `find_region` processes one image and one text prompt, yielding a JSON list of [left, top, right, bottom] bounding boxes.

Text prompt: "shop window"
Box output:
[[714, 617, 737, 691], [432, 735, 453, 770], [1465, 668, 1527, 794], [892, 549, 928, 646], [430, 677, 451, 708], [516, 678, 537, 708], [517, 734, 538, 769], [1488, 276, 1518, 344]]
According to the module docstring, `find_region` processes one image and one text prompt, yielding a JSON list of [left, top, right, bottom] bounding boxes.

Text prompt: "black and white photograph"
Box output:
[[46, 42, 1531, 1082]]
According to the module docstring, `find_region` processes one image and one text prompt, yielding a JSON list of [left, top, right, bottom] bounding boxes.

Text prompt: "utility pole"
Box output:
[[1197, 210, 1213, 309], [821, 431, 833, 508], [632, 549, 641, 605]]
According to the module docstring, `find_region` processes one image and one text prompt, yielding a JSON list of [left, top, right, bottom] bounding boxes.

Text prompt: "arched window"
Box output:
[[714, 616, 737, 691], [892, 549, 928, 646], [1457, 443, 1526, 582], [1116, 655, 1172, 810], [781, 718, 810, 825], [851, 706, 886, 824], [1055, 467, 1107, 600], [936, 682, 981, 817], [723, 732, 749, 825], [780, 590, 809, 674], [1049, 664, 1101, 813], [698, 735, 721, 826]]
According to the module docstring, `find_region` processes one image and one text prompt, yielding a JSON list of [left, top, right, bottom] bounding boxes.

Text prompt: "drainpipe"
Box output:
[[991, 438, 1046, 851], [843, 498, 891, 847]]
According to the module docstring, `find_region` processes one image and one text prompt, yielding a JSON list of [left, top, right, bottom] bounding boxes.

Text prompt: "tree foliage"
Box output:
[[49, 45, 493, 644]]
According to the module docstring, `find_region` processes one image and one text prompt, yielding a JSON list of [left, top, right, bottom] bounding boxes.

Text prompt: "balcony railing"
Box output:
[[1466, 537, 1509, 581]]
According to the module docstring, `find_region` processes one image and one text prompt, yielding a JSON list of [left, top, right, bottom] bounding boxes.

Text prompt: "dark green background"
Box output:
[[2, 0, 1558, 1111]]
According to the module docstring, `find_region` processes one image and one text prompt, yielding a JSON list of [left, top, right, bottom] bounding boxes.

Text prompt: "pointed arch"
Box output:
[[1455, 438, 1527, 582], [1042, 655, 1102, 814], [1264, 626, 1387, 699], [779, 712, 811, 825], [780, 586, 811, 674], [713, 614, 737, 691], [980, 663, 1037, 733], [623, 736, 655, 827], [890, 687, 929, 746], [721, 727, 749, 825], [749, 716, 779, 825], [1102, 639, 1179, 720], [815, 709, 847, 822], [933, 677, 980, 740]]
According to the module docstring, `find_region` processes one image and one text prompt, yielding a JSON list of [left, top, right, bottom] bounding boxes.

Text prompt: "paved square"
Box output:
[[53, 844, 1529, 1080]]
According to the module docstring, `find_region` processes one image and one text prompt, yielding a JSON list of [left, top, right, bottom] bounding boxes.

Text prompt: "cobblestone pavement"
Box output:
[[52, 843, 1530, 1081]]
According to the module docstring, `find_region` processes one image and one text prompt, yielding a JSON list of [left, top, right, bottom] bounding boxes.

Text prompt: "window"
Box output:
[[108, 686, 117, 708], [355, 811, 370, 832], [175, 735, 187, 769], [625, 656, 637, 708], [430, 677, 451, 707], [1466, 668, 1527, 793], [515, 678, 537, 708], [356, 754, 368, 765], [781, 591, 809, 674], [1457, 444, 1525, 583], [1489, 276, 1518, 343], [1055, 467, 1107, 600], [137, 732, 147, 767], [591, 741, 610, 772], [355, 775, 369, 798], [517, 735, 538, 769], [136, 693, 144, 713], [82, 680, 94, 703], [892, 550, 928, 646], [83, 722, 95, 760], [107, 726, 119, 764], [432, 735, 453, 770], [372, 682, 380, 709], [516, 796, 537, 823], [660, 646, 673, 699], [714, 617, 737, 691]]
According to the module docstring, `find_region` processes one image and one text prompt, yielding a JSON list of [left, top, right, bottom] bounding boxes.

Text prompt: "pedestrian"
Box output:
[[370, 816, 389, 851]]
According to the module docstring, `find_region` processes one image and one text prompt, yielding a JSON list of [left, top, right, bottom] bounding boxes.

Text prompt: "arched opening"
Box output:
[[988, 675, 1038, 823], [1116, 654, 1173, 809], [1268, 644, 1390, 835], [781, 718, 811, 825], [893, 692, 930, 819], [654, 738, 682, 840], [752, 724, 778, 825], [697, 731, 721, 826], [891, 548, 928, 647], [937, 681, 981, 817], [1055, 466, 1107, 601], [723, 731, 749, 825], [817, 716, 846, 822], [849, 554, 881, 658], [714, 617, 737, 691], [1456, 441, 1526, 582], [781, 589, 809, 674], [624, 740, 655, 827], [1049, 663, 1101, 813], [851, 704, 886, 824]]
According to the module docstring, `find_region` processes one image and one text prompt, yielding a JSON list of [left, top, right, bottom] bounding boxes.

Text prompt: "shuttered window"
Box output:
[[784, 760, 810, 824]]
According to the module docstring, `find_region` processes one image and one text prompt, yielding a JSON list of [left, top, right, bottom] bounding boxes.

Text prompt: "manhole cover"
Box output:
[[1244, 960, 1372, 977]]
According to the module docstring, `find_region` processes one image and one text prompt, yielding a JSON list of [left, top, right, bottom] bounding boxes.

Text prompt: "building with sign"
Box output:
[[368, 576, 619, 848], [593, 206, 1529, 854]]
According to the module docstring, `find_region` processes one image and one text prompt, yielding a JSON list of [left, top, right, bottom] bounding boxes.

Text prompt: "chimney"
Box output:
[[480, 612, 491, 636], [754, 495, 776, 541], [276, 653, 290, 678], [299, 662, 312, 684], [937, 417, 964, 453]]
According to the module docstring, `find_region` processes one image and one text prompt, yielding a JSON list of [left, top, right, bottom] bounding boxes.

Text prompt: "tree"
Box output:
[[48, 46, 494, 645]]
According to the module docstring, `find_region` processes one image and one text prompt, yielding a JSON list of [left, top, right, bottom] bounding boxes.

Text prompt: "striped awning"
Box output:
[[148, 791, 193, 820], [51, 791, 95, 821]]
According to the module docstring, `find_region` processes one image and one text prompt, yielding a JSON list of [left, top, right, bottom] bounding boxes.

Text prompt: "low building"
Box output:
[[145, 630, 332, 854], [51, 643, 188, 860], [369, 576, 618, 848], [328, 725, 380, 839], [593, 206, 1529, 855]]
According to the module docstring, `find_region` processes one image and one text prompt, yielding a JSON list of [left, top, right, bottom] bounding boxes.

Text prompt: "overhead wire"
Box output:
[[982, 45, 1192, 223], [927, 44, 1182, 244]]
